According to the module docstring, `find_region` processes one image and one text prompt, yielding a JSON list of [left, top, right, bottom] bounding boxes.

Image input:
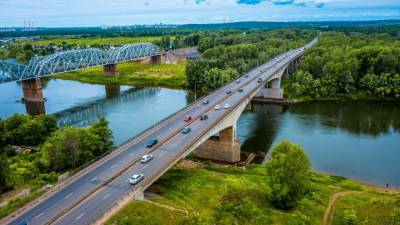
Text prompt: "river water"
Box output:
[[0, 79, 399, 186]]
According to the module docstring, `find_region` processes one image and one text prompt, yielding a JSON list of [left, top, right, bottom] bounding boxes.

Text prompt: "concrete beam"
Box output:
[[22, 79, 45, 102], [103, 64, 119, 77]]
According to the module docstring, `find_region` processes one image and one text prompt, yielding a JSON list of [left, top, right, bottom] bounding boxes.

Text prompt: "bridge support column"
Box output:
[[255, 78, 284, 100], [150, 55, 162, 64], [103, 64, 119, 77], [194, 126, 241, 163], [105, 84, 121, 98], [133, 191, 144, 201], [22, 79, 45, 103]]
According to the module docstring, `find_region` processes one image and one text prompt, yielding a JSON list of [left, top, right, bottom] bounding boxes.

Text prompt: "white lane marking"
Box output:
[[168, 127, 173, 131], [159, 152, 164, 157], [129, 152, 134, 157], [90, 177, 97, 182], [75, 213, 85, 221], [103, 193, 111, 200], [34, 212, 44, 220], [111, 163, 117, 169], [64, 192, 73, 199], [143, 165, 149, 169]]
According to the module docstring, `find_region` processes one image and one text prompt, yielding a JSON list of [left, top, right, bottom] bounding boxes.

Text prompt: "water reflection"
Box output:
[[237, 102, 400, 186], [105, 84, 121, 98], [56, 88, 158, 127], [25, 101, 46, 115]]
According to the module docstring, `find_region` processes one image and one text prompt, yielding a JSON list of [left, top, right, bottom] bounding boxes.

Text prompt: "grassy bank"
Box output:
[[55, 61, 187, 88], [105, 163, 400, 225], [20, 37, 161, 46]]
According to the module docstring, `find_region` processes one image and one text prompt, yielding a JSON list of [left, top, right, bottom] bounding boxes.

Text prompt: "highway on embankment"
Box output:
[[6, 39, 317, 225]]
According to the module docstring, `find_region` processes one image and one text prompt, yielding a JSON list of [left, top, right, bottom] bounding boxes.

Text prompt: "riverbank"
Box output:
[[55, 60, 187, 88], [105, 161, 400, 225]]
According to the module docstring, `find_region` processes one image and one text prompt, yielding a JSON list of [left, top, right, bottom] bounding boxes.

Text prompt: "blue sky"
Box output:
[[0, 0, 399, 27]]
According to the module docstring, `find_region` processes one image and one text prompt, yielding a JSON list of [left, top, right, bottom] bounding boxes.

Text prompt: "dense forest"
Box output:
[[287, 32, 400, 99], [0, 115, 113, 194], [185, 29, 316, 91]]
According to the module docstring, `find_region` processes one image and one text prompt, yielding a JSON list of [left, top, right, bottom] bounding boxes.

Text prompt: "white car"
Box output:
[[214, 104, 221, 110], [129, 174, 144, 185], [224, 103, 231, 109], [140, 154, 153, 163]]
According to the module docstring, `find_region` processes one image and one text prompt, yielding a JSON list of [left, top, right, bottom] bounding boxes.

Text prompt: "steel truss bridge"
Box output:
[[0, 43, 160, 83]]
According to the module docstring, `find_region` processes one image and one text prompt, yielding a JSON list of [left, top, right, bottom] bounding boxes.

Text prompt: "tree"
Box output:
[[89, 118, 113, 156], [266, 140, 312, 209], [0, 154, 13, 193]]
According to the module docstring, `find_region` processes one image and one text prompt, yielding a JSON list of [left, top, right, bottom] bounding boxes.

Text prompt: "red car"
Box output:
[[184, 115, 192, 122]]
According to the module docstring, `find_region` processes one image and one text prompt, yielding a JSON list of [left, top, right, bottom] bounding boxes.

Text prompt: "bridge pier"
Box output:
[[194, 126, 241, 163], [103, 64, 119, 77], [25, 102, 46, 115], [150, 55, 162, 64], [105, 84, 121, 98], [22, 79, 45, 103], [255, 78, 284, 100]]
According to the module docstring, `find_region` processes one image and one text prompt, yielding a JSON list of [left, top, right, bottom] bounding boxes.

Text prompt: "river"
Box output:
[[0, 79, 399, 186]]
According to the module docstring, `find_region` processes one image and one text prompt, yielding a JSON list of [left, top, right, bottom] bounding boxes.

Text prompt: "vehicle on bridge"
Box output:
[[236, 79, 240, 83], [214, 105, 221, 110], [146, 139, 158, 148], [202, 99, 209, 105], [140, 154, 153, 163], [257, 77, 263, 83], [182, 127, 191, 134], [129, 174, 144, 185], [238, 88, 244, 93], [244, 74, 249, 78], [184, 115, 192, 122], [200, 114, 208, 120], [224, 103, 231, 109], [226, 90, 232, 94]]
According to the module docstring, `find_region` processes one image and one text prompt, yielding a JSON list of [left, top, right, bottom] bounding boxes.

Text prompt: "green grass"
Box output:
[[106, 164, 397, 225], [0, 189, 45, 220], [333, 191, 400, 225], [20, 37, 161, 46], [54, 61, 187, 88]]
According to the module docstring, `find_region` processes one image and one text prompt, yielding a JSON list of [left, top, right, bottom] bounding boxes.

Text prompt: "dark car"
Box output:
[[202, 99, 209, 105], [146, 139, 158, 148], [200, 114, 208, 120], [257, 77, 263, 83], [244, 74, 249, 78], [238, 88, 244, 93], [184, 115, 192, 122], [226, 90, 232, 94]]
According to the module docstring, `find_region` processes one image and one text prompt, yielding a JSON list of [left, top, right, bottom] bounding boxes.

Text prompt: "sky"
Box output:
[[0, 0, 400, 27]]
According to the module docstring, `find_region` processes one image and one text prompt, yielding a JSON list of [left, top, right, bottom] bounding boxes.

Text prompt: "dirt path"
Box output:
[[323, 191, 360, 225], [143, 199, 189, 217]]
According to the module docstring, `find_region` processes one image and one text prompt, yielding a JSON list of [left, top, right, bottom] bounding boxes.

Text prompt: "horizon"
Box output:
[[1, 0, 400, 27]]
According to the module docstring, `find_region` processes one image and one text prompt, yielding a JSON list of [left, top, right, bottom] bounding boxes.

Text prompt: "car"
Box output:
[[257, 77, 263, 83], [182, 127, 191, 134], [236, 79, 240, 83], [224, 103, 231, 109], [214, 104, 221, 110], [202, 99, 209, 105], [244, 74, 249, 78], [184, 115, 192, 122], [200, 114, 208, 120], [226, 90, 232, 94], [146, 139, 158, 148], [140, 154, 153, 163], [238, 88, 244, 93], [129, 174, 144, 185]]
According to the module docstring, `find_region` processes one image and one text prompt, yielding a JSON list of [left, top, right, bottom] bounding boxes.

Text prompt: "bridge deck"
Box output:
[[5, 39, 317, 225]]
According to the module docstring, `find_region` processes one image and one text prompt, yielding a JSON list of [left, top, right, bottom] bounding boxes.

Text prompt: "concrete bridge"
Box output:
[[2, 38, 317, 225], [0, 43, 162, 104]]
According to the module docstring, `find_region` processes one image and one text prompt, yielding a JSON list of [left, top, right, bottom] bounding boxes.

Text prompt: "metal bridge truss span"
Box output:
[[0, 43, 160, 83]]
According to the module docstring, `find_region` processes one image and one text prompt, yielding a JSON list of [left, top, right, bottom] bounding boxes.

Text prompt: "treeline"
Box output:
[[186, 29, 317, 91], [0, 115, 113, 194], [287, 32, 400, 99]]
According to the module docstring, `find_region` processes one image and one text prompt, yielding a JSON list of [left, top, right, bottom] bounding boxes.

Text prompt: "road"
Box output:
[[7, 39, 316, 225]]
